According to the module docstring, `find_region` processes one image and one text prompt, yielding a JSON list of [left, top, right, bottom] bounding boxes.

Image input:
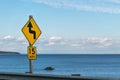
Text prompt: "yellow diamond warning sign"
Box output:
[[22, 16, 42, 45]]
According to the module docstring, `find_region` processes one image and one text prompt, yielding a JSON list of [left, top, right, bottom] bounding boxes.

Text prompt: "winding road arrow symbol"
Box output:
[[27, 22, 36, 39]]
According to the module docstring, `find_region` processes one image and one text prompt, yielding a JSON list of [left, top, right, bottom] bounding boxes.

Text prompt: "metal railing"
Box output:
[[0, 72, 119, 80]]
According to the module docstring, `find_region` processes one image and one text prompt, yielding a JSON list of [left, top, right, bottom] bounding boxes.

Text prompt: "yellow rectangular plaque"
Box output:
[[27, 46, 36, 60]]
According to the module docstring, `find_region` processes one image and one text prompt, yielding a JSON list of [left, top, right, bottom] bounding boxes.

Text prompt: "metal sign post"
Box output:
[[29, 43, 33, 74], [22, 15, 42, 74], [29, 59, 33, 73], [28, 44, 37, 73]]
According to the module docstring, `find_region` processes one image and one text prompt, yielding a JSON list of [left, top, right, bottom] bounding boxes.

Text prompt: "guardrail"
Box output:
[[0, 72, 119, 80]]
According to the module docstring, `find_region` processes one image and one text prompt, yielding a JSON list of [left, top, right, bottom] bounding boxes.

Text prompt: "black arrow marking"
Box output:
[[27, 22, 36, 39]]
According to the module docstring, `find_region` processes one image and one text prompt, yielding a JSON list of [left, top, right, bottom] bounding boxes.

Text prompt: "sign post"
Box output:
[[28, 44, 35, 73], [29, 55, 33, 73], [22, 15, 42, 73]]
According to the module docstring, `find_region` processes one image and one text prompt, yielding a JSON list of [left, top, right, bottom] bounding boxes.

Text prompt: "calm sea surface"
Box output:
[[0, 54, 120, 78]]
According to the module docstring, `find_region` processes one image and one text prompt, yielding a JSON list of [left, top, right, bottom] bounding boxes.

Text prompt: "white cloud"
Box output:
[[71, 43, 81, 47], [45, 42, 55, 46], [38, 36, 117, 53], [49, 36, 62, 41], [31, 0, 120, 14], [3, 35, 15, 40], [68, 37, 114, 51], [16, 37, 25, 42], [0, 36, 27, 52], [42, 36, 64, 46], [1, 35, 120, 53]]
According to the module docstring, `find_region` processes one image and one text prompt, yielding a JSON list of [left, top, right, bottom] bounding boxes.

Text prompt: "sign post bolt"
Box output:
[[29, 15, 33, 19]]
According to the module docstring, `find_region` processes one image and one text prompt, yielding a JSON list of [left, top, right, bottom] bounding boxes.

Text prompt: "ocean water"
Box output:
[[0, 54, 120, 78]]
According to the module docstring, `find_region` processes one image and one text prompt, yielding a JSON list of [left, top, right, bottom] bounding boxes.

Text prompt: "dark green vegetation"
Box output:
[[0, 51, 20, 55]]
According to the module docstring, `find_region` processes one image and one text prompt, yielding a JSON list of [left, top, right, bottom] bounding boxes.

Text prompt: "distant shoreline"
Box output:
[[0, 51, 20, 55]]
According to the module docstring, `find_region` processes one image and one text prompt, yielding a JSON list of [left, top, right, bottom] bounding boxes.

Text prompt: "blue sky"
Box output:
[[1, 0, 120, 54]]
